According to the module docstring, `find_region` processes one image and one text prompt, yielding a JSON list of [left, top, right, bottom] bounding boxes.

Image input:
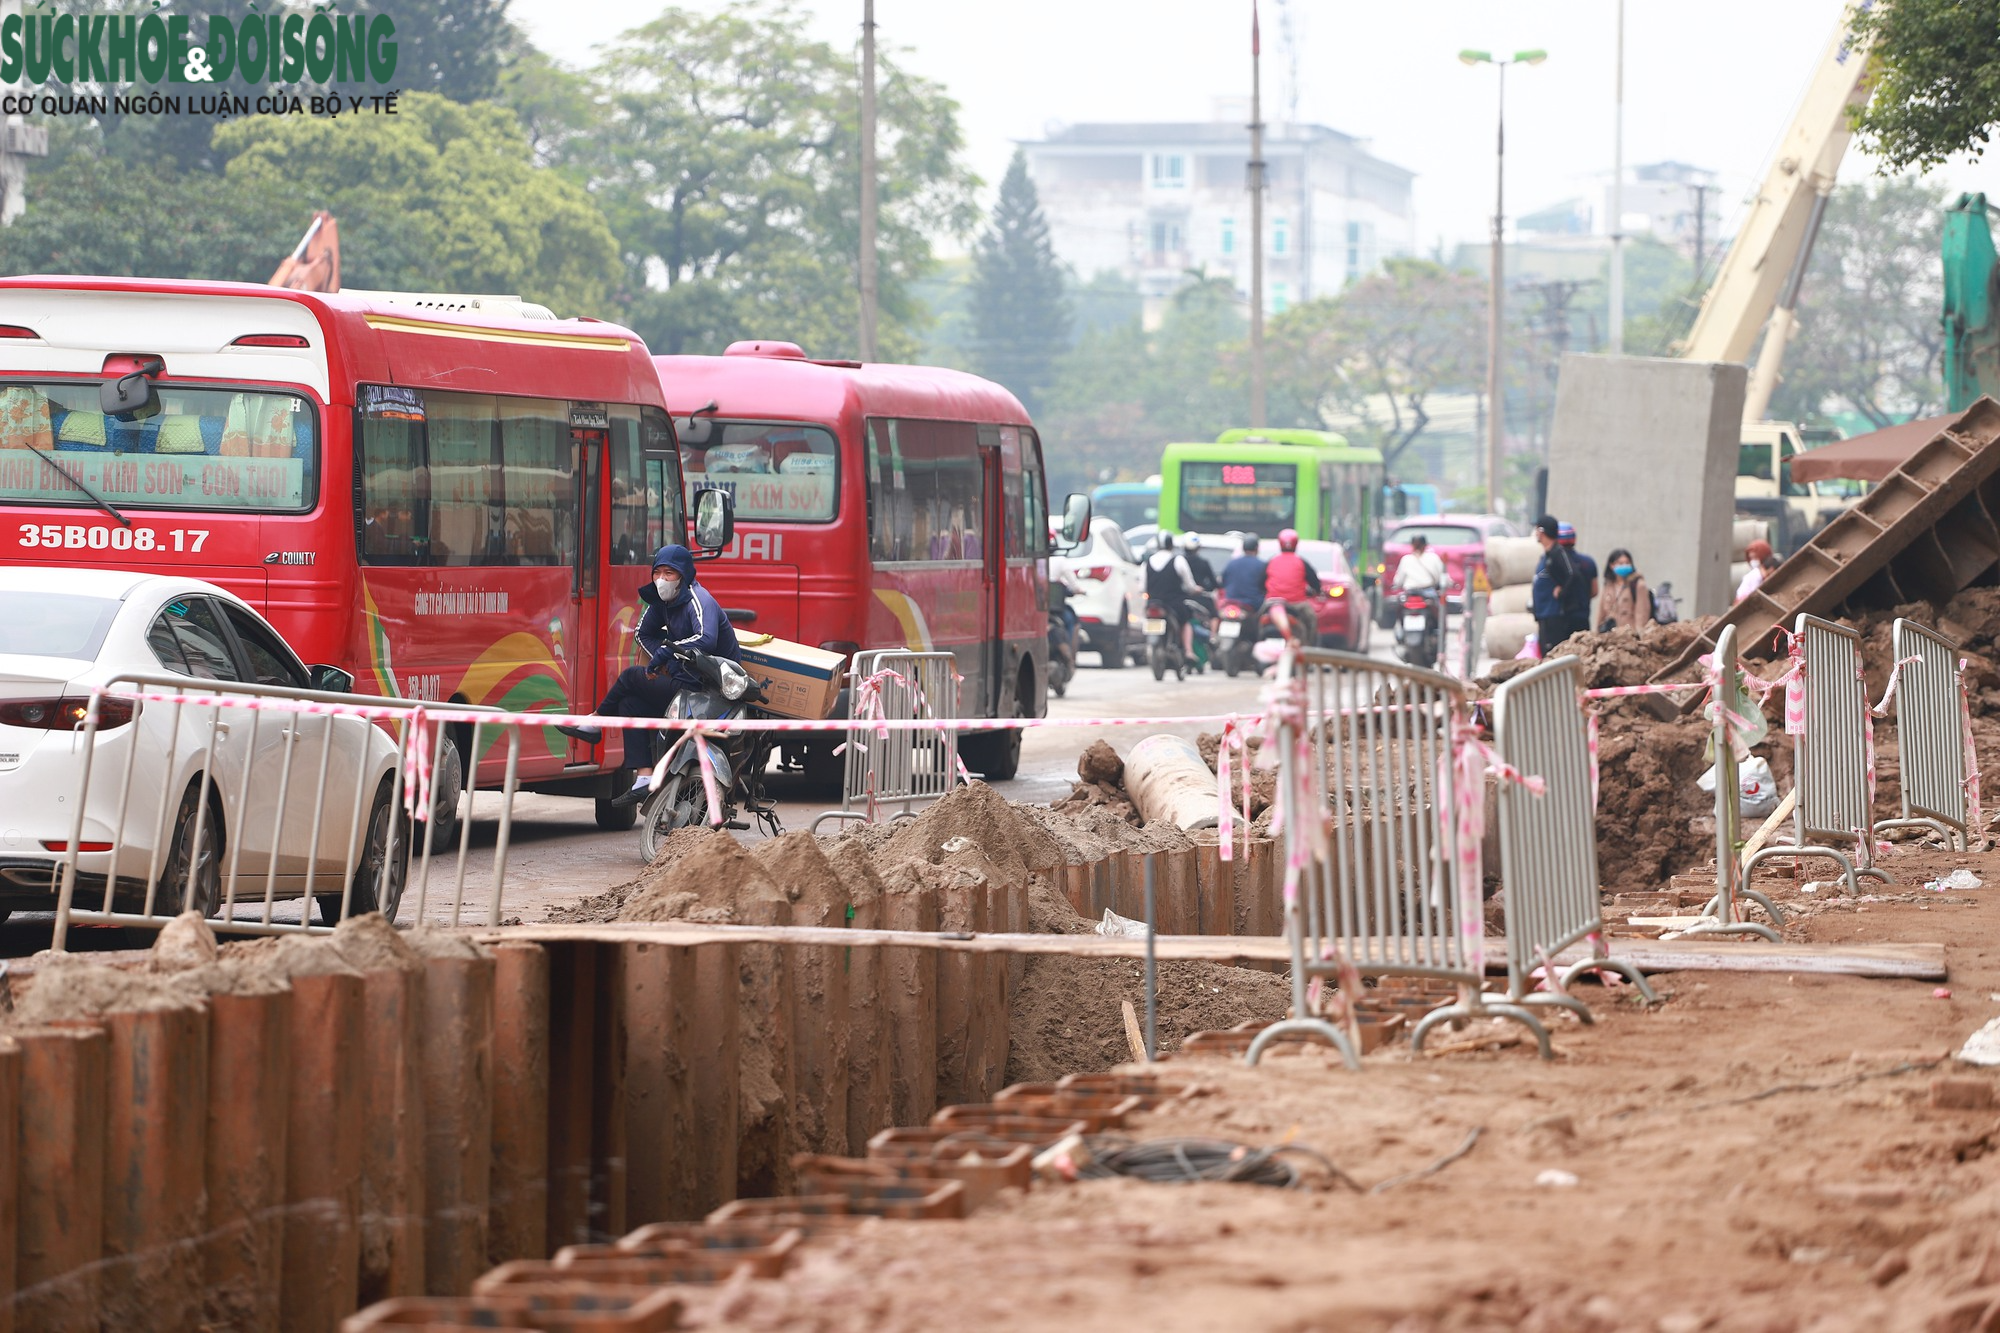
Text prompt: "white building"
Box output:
[[1019, 104, 1416, 317], [1517, 160, 1721, 260]]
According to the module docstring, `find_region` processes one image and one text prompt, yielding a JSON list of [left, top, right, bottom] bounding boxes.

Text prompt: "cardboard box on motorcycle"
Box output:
[[737, 635, 846, 719]]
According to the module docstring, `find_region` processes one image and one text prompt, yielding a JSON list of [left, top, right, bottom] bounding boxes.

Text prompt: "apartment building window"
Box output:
[[1220, 217, 1235, 255], [1345, 220, 1374, 281], [1272, 283, 1289, 314], [1150, 153, 1186, 188], [1149, 220, 1184, 256], [1273, 217, 1289, 255]]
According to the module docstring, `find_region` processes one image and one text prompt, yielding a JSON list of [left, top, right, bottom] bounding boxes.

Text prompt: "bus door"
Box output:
[[978, 430, 1005, 717], [568, 404, 608, 763]]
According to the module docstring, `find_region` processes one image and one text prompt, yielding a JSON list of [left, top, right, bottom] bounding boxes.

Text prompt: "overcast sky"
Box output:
[[511, 0, 2000, 255]]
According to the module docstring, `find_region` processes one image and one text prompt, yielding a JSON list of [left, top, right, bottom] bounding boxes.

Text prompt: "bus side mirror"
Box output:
[[1057, 493, 1091, 551], [101, 362, 162, 421], [693, 486, 735, 554]]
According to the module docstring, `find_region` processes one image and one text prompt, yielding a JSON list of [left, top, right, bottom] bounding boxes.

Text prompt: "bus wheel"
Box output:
[[960, 727, 1021, 782], [595, 797, 639, 832]]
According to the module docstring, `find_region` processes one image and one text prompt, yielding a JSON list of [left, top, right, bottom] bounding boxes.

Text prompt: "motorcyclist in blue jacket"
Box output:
[[558, 544, 742, 806]]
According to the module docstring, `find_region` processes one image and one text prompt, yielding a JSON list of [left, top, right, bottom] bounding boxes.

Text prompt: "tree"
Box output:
[[1769, 178, 1947, 428], [213, 92, 618, 313], [347, 0, 516, 104], [1848, 0, 2000, 172], [968, 150, 1069, 413], [1265, 259, 1484, 469], [565, 2, 978, 358], [0, 154, 298, 281]]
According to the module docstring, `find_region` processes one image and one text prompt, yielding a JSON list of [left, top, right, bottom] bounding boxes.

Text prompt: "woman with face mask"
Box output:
[[1596, 547, 1653, 632]]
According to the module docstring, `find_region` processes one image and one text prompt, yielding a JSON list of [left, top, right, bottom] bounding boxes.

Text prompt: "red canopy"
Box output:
[[1788, 414, 1955, 484]]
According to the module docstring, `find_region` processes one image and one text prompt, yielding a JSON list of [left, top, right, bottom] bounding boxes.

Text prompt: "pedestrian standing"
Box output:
[[1558, 522, 1597, 641], [1735, 539, 1775, 603], [1531, 514, 1579, 656], [1596, 547, 1653, 631]]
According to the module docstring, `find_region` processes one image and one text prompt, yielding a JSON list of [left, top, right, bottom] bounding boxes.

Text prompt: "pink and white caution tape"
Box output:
[[1214, 713, 1253, 859], [402, 703, 434, 821], [1871, 653, 1922, 718], [650, 724, 729, 828], [1448, 713, 1547, 979], [1963, 659, 1986, 842]]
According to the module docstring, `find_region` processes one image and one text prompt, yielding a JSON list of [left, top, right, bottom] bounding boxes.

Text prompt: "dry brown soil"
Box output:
[[660, 840, 2000, 1333]]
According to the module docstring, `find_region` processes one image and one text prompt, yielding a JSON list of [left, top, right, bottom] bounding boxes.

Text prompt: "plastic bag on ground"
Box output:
[[1695, 756, 1778, 817], [1096, 908, 1150, 938], [1925, 868, 1983, 892]]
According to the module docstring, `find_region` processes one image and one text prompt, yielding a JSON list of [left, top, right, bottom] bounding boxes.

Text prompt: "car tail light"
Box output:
[[231, 333, 311, 348], [42, 840, 113, 852], [1327, 585, 1346, 598], [1083, 565, 1113, 582], [0, 696, 136, 730], [0, 323, 38, 339]]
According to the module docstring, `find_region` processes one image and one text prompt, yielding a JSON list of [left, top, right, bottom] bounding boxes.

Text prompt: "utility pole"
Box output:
[[1690, 180, 1713, 276], [858, 0, 879, 362], [1607, 0, 1625, 354], [1486, 62, 1505, 515], [1248, 2, 1267, 428]]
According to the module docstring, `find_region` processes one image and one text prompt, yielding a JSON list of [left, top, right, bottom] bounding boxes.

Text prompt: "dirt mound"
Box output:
[[1004, 882, 1292, 1084], [619, 827, 787, 923], [8, 960, 205, 1024], [222, 934, 364, 978], [332, 912, 423, 973], [1077, 739, 1125, 787], [1484, 617, 1717, 690], [749, 832, 850, 925], [150, 912, 219, 971], [880, 781, 1061, 882]]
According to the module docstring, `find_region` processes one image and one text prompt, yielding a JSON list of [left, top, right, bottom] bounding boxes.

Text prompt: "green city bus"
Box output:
[[1157, 428, 1386, 574]]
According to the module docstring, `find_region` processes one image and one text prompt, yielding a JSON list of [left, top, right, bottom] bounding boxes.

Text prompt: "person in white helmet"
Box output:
[[1145, 530, 1205, 662]]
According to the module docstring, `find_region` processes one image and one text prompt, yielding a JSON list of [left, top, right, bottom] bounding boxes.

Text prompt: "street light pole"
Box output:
[[1461, 48, 1546, 516], [1608, 0, 1625, 354], [1249, 1, 1267, 428], [858, 0, 878, 363]]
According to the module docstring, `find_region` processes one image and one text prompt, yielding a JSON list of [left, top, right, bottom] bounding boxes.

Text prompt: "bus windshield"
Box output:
[[1093, 488, 1158, 529], [0, 380, 317, 512], [1179, 460, 1297, 531], [681, 421, 840, 522]]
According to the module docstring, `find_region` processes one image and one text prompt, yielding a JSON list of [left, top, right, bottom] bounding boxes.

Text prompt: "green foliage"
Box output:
[[1266, 259, 1485, 467], [346, 0, 515, 104], [1849, 0, 2000, 173], [214, 92, 617, 312], [0, 154, 296, 281], [968, 150, 1070, 414], [565, 1, 977, 359], [1769, 178, 1946, 428]]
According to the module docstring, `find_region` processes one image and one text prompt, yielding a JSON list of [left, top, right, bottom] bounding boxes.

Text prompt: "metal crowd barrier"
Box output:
[[1683, 626, 1782, 942], [1246, 646, 1553, 1068], [1741, 614, 1890, 897], [1876, 619, 1971, 848], [1490, 657, 1656, 1017], [47, 673, 520, 949], [813, 649, 961, 830]]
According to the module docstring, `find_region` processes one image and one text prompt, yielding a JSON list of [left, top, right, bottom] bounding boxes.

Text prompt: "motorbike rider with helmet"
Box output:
[[1263, 528, 1323, 643], [1178, 530, 1219, 643], [1144, 531, 1206, 663], [556, 544, 742, 806]]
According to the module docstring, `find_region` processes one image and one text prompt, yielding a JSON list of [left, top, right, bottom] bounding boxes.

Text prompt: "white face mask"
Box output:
[[655, 575, 679, 600]]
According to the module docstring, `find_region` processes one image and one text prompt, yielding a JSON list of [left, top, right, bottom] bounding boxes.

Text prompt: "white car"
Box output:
[[0, 568, 408, 927], [1049, 516, 1148, 668]]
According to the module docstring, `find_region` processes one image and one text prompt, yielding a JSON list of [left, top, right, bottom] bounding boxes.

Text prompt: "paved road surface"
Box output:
[[4, 620, 1489, 955]]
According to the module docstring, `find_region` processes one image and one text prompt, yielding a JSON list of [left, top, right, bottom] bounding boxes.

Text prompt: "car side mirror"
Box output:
[[308, 664, 355, 694], [100, 361, 163, 420], [693, 486, 735, 554], [1057, 493, 1091, 551]]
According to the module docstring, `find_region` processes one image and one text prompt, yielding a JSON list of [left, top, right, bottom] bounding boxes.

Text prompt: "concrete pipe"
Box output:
[[1126, 733, 1234, 831]]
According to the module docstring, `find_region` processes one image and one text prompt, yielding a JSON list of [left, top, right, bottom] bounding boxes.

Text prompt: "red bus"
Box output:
[[0, 276, 684, 832], [653, 341, 1082, 781]]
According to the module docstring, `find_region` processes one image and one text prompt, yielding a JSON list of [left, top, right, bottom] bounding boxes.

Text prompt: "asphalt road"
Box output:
[[3, 614, 1487, 955]]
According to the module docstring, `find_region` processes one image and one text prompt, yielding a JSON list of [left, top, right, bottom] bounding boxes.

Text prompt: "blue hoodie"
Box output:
[[635, 545, 739, 689]]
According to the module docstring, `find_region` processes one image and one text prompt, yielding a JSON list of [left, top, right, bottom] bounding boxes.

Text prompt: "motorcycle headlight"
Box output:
[[717, 659, 751, 701]]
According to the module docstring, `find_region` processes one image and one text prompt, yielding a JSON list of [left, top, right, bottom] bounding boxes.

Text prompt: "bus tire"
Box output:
[[428, 729, 465, 847], [594, 797, 639, 832], [959, 727, 1021, 782]]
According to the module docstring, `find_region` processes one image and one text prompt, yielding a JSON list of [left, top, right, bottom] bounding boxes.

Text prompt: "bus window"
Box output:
[[359, 385, 426, 564], [866, 418, 981, 561], [427, 393, 502, 566], [499, 398, 575, 567], [1179, 459, 1296, 531], [1022, 430, 1049, 556], [867, 419, 911, 561], [682, 422, 839, 523], [610, 406, 682, 563]]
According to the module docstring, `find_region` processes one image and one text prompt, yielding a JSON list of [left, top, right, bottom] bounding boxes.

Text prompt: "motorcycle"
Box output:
[[1216, 598, 1255, 677], [1047, 579, 1078, 698], [1143, 597, 1186, 681], [638, 649, 783, 861], [1394, 587, 1444, 669], [1186, 593, 1214, 675]]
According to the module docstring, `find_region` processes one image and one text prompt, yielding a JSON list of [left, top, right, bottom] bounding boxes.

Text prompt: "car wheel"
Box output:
[[594, 797, 640, 832], [160, 780, 223, 919], [1099, 605, 1127, 668], [640, 773, 706, 863], [322, 779, 410, 925]]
